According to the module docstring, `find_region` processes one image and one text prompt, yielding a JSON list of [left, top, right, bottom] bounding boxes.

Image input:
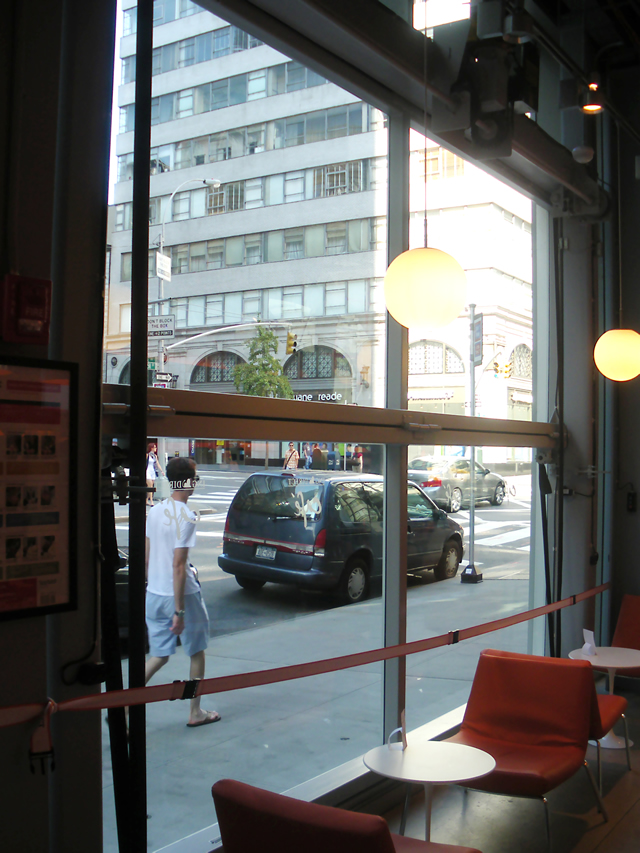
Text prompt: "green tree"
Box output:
[[233, 326, 294, 399]]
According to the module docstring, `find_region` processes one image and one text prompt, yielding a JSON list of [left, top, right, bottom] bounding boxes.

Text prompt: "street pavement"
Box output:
[[104, 468, 534, 852]]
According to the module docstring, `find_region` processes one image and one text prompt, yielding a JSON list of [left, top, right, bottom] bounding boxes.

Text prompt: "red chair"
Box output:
[[442, 649, 607, 850], [212, 778, 483, 853], [608, 593, 640, 676], [589, 682, 631, 792]]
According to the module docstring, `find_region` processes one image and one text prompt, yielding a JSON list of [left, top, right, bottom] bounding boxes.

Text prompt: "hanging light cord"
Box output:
[[424, 12, 428, 249], [616, 121, 623, 328]]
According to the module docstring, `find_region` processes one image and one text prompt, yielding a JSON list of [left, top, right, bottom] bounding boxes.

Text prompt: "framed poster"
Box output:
[[0, 357, 77, 620]]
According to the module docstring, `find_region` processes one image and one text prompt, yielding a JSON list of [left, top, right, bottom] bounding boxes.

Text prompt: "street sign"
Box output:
[[155, 372, 172, 381], [472, 313, 483, 367], [147, 357, 156, 369], [148, 314, 175, 339], [156, 251, 171, 282]]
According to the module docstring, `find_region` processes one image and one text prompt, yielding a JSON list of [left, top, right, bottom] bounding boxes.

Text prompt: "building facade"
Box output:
[[104, 0, 533, 460]]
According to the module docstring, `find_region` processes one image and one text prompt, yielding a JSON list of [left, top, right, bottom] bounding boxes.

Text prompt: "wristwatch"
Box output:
[[174, 609, 185, 619]]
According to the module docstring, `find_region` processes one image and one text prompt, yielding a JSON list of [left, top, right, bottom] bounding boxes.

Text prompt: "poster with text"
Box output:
[[0, 358, 77, 620]]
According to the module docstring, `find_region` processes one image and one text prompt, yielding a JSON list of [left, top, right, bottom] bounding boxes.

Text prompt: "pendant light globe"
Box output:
[[594, 329, 640, 381], [384, 247, 467, 329]]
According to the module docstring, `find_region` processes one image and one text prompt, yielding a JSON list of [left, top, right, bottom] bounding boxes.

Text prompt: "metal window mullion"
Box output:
[[128, 0, 153, 848], [383, 109, 409, 742]]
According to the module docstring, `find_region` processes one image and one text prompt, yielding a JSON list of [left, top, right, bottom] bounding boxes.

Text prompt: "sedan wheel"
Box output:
[[490, 484, 505, 506], [448, 487, 462, 514], [338, 558, 369, 604], [434, 539, 462, 581]]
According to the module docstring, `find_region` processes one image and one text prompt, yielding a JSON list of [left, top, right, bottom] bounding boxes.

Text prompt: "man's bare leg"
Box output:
[[187, 649, 220, 725], [145, 655, 168, 683]]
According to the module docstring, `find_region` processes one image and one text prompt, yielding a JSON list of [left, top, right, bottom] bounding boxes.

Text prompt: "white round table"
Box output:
[[363, 741, 495, 841], [569, 646, 640, 748]]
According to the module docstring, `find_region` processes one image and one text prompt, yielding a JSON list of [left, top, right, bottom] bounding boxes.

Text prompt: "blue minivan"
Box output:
[[219, 472, 464, 604]]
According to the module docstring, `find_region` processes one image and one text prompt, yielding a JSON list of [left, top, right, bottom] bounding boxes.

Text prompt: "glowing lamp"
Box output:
[[594, 329, 640, 381], [384, 247, 467, 329]]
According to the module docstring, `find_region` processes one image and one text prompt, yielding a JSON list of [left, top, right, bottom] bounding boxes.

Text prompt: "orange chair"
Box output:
[[590, 688, 631, 791], [212, 778, 483, 853], [442, 649, 607, 850], [608, 593, 640, 676]]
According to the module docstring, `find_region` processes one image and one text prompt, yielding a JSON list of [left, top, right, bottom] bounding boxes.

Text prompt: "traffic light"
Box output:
[[493, 361, 501, 378], [286, 332, 298, 354], [504, 361, 513, 378]]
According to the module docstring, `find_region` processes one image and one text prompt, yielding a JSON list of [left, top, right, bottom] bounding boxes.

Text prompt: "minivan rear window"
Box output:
[[232, 475, 324, 519]]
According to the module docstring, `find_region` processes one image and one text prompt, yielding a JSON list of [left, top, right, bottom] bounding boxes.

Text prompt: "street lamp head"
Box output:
[[203, 178, 221, 188]]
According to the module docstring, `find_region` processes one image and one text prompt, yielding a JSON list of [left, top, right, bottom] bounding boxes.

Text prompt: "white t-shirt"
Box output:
[[146, 498, 199, 597]]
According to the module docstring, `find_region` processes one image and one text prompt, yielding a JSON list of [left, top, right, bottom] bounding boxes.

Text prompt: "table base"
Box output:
[[590, 730, 633, 750]]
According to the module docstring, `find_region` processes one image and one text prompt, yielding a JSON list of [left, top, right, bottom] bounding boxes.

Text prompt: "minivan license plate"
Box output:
[[256, 545, 276, 560]]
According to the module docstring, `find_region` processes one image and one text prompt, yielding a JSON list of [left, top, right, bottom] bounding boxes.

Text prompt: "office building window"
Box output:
[[155, 219, 374, 274], [512, 344, 533, 379], [119, 105, 373, 180], [119, 104, 135, 134], [284, 346, 352, 379], [190, 351, 245, 383], [409, 341, 466, 375]]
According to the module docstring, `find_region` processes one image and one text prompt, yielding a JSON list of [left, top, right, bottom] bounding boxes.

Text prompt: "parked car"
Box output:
[[218, 472, 464, 604], [407, 456, 507, 513]]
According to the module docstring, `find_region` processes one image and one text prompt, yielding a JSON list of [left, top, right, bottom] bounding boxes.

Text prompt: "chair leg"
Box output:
[[584, 760, 608, 822], [398, 784, 411, 836], [542, 797, 551, 853], [596, 740, 602, 793], [622, 714, 632, 771]]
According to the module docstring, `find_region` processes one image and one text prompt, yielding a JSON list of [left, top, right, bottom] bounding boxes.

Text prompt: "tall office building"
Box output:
[[104, 0, 533, 460]]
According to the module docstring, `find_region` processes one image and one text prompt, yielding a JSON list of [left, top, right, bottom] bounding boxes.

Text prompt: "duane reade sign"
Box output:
[[148, 315, 176, 339]]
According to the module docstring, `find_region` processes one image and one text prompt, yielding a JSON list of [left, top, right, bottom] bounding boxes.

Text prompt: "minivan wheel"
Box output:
[[447, 488, 462, 513], [236, 575, 266, 592], [490, 484, 505, 506], [338, 558, 369, 604], [434, 540, 462, 581]]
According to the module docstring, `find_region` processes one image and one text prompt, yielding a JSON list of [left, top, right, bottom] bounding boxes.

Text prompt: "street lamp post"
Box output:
[[153, 177, 220, 474]]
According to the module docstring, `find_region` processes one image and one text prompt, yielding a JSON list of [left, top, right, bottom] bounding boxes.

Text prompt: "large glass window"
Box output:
[[101, 4, 545, 852]]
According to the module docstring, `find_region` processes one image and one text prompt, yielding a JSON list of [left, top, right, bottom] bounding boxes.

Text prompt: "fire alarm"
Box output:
[[1, 274, 52, 345]]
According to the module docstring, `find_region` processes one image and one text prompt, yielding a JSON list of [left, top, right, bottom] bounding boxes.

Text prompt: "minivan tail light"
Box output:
[[423, 478, 442, 488], [313, 528, 326, 557], [223, 515, 230, 539]]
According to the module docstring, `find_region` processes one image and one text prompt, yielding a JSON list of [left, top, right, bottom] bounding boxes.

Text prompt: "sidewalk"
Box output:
[[102, 575, 530, 852]]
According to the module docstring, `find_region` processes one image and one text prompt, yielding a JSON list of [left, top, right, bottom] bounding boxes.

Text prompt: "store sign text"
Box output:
[[295, 392, 343, 402]]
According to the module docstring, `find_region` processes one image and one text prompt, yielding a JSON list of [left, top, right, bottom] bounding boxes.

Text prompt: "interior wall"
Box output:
[[0, 1, 115, 850], [612, 66, 640, 610]]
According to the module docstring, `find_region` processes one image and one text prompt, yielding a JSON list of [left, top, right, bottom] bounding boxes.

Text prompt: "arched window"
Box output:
[[118, 361, 156, 386], [190, 351, 245, 383], [408, 341, 465, 375], [511, 344, 532, 379], [284, 346, 352, 380]]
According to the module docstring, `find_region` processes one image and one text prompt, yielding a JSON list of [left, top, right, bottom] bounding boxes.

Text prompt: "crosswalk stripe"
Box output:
[[476, 527, 530, 546]]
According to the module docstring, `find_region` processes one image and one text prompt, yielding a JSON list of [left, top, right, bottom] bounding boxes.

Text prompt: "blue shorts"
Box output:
[[146, 590, 210, 658]]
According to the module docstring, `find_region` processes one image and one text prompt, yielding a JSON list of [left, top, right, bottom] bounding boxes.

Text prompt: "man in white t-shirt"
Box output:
[[144, 456, 220, 727]]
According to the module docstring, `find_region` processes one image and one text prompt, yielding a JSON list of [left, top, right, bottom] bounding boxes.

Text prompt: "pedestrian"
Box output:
[[352, 445, 363, 473], [146, 442, 164, 507], [283, 442, 299, 470], [345, 443, 353, 470], [304, 442, 313, 469], [144, 456, 220, 727], [311, 442, 323, 469]]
